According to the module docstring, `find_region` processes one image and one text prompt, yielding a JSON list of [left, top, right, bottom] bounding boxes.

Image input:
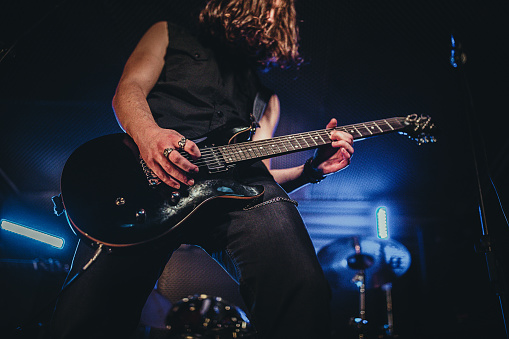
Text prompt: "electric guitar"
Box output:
[[58, 114, 436, 248]]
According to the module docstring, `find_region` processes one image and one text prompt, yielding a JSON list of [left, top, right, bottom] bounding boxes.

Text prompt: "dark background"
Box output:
[[1, 0, 508, 338]]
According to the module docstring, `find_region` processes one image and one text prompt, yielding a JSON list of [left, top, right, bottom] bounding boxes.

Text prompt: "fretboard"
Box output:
[[217, 117, 407, 165]]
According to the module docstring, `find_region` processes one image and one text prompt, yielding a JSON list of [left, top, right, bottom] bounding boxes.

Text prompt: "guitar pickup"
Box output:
[[207, 164, 229, 174]]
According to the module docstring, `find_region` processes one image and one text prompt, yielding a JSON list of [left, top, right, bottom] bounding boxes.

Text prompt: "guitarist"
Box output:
[[51, 0, 354, 338]]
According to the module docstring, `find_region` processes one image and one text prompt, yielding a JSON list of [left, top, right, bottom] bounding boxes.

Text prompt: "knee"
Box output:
[[254, 244, 331, 301], [288, 262, 331, 299]]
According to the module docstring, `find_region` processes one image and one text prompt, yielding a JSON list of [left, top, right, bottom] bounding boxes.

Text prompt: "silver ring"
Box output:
[[177, 137, 187, 150], [163, 148, 174, 158]]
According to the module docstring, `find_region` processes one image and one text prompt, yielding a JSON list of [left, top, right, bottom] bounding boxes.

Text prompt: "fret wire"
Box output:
[[287, 136, 299, 150], [307, 132, 321, 146], [373, 122, 384, 133], [356, 125, 369, 137], [384, 119, 395, 131], [306, 132, 316, 144], [297, 134, 310, 149], [362, 123, 373, 135], [191, 117, 407, 167], [295, 136, 305, 149], [304, 133, 313, 147], [352, 125, 362, 137], [315, 132, 325, 145]]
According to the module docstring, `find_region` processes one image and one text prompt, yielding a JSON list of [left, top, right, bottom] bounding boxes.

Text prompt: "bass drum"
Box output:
[[165, 294, 256, 338]]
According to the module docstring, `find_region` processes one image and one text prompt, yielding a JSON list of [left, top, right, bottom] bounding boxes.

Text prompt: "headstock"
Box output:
[[400, 114, 438, 145]]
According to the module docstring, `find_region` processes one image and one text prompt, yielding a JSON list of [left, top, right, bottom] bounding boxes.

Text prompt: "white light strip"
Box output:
[[376, 206, 388, 239], [1, 219, 65, 249]]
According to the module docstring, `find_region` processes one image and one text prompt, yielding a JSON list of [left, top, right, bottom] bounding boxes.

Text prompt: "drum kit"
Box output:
[[318, 236, 412, 339], [140, 237, 411, 338], [164, 294, 256, 338], [139, 292, 257, 338]]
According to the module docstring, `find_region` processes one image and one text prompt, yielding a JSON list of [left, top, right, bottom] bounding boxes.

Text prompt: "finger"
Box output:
[[183, 140, 201, 160], [326, 118, 338, 129], [321, 157, 350, 175], [169, 135, 200, 168], [341, 147, 352, 161], [169, 149, 199, 174], [330, 130, 354, 144], [163, 152, 196, 186], [149, 160, 181, 189], [331, 140, 354, 154], [331, 149, 352, 170]]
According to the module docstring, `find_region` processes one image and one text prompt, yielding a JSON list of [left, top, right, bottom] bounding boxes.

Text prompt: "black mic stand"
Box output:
[[450, 34, 509, 338]]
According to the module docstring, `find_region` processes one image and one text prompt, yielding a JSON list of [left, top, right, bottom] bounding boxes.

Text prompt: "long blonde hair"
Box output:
[[199, 0, 302, 67]]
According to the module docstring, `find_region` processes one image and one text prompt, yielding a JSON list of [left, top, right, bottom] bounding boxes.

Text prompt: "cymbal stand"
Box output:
[[350, 270, 369, 339], [382, 283, 395, 338]]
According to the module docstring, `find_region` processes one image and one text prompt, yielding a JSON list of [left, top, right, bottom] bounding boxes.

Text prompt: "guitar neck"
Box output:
[[214, 117, 407, 166]]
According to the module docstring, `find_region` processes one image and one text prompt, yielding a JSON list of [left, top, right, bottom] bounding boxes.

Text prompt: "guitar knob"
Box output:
[[170, 191, 181, 205]]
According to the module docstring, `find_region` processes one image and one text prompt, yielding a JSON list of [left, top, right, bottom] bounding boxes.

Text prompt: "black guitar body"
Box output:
[[60, 133, 264, 248]]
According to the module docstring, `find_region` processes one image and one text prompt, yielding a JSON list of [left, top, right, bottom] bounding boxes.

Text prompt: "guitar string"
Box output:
[[181, 117, 408, 168], [179, 117, 409, 168]]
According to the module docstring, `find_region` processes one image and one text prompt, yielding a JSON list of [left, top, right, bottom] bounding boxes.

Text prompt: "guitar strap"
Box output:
[[251, 87, 274, 127]]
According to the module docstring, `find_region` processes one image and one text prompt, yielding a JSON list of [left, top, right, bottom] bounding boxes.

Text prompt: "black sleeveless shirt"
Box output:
[[147, 22, 267, 140]]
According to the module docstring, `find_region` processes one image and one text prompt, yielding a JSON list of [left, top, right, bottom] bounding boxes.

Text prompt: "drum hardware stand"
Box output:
[[379, 243, 398, 338], [381, 283, 398, 338], [348, 237, 374, 339], [318, 236, 411, 339], [350, 270, 369, 339]]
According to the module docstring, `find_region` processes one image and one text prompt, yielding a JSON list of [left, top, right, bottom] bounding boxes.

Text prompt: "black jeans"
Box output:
[[50, 179, 331, 338]]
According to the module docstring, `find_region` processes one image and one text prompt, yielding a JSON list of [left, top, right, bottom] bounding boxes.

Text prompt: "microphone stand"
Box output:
[[451, 34, 509, 338]]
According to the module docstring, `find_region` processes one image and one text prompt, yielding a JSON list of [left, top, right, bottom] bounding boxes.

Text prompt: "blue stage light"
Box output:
[[0, 219, 65, 249], [376, 206, 388, 239], [450, 34, 458, 68]]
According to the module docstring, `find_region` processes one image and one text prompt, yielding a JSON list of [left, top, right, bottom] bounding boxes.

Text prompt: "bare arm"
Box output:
[[112, 21, 201, 189], [254, 95, 354, 193]]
